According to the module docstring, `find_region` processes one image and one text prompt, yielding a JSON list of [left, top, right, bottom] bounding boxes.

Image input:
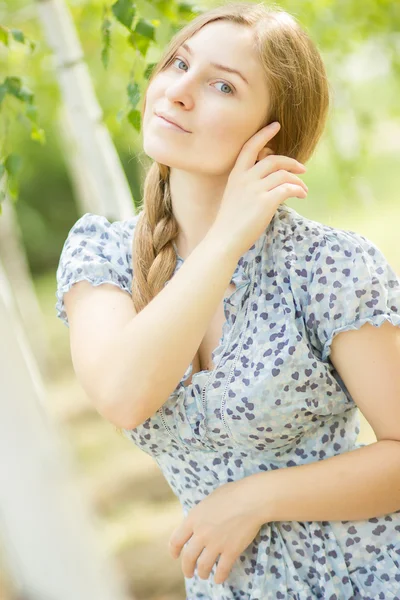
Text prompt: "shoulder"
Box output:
[[64, 211, 140, 247], [58, 211, 141, 267], [267, 204, 395, 285], [270, 206, 400, 362], [55, 211, 141, 326]]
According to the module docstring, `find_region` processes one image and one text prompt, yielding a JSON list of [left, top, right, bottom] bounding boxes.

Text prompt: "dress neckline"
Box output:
[[169, 230, 266, 392]]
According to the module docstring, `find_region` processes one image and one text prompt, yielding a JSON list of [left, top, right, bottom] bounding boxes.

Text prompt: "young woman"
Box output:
[[56, 2, 400, 598]]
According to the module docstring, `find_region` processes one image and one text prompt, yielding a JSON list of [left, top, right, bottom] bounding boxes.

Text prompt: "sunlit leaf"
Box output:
[[144, 62, 157, 79], [116, 108, 126, 123], [127, 81, 141, 108], [0, 82, 7, 106], [3, 77, 34, 104], [10, 29, 25, 43], [5, 154, 22, 177], [31, 126, 46, 144], [127, 108, 141, 131], [25, 103, 38, 123], [177, 2, 203, 19], [101, 10, 112, 69], [128, 31, 151, 56], [111, 0, 136, 30], [4, 76, 22, 97], [134, 18, 156, 40], [0, 25, 9, 46]]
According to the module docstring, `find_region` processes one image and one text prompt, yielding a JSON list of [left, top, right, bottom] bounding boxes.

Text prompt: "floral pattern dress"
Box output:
[[56, 203, 400, 599]]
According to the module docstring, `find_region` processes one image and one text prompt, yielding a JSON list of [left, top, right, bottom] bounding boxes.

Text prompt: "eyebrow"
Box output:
[[181, 42, 249, 86]]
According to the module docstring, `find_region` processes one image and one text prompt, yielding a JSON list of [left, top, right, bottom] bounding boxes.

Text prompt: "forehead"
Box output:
[[182, 21, 262, 72]]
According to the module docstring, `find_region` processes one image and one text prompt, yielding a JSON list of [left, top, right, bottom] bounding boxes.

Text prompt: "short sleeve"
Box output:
[[303, 229, 400, 363], [55, 213, 134, 327]]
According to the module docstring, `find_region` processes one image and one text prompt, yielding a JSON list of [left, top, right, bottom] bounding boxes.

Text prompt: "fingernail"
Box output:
[[268, 122, 280, 129]]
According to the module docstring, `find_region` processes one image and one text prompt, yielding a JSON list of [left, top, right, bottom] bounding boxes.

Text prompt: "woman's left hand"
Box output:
[[168, 478, 265, 585]]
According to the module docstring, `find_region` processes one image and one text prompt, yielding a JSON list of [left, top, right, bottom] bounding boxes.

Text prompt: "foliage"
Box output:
[[0, 0, 399, 272], [0, 24, 45, 210]]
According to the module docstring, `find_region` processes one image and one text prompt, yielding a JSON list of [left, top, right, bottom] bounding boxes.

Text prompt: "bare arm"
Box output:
[[65, 125, 307, 429], [102, 230, 240, 429]]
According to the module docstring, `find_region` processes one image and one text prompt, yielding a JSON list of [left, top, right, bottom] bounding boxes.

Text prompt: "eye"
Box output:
[[170, 57, 235, 95]]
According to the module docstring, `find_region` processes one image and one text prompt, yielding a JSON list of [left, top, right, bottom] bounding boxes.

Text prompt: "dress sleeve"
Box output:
[[55, 213, 133, 328], [303, 229, 400, 363]]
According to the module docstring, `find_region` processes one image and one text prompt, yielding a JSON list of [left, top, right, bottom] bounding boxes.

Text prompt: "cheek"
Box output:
[[205, 111, 251, 148], [202, 113, 253, 170]]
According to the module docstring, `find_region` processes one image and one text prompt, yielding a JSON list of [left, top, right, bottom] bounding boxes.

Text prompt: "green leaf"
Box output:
[[100, 15, 112, 69], [0, 25, 9, 46], [177, 2, 203, 19], [116, 108, 126, 123], [4, 76, 22, 97], [128, 31, 151, 57], [25, 103, 38, 123], [134, 18, 155, 41], [31, 126, 46, 144], [156, 1, 178, 20], [4, 77, 34, 104], [127, 81, 141, 108], [143, 62, 157, 80], [0, 190, 5, 212], [111, 0, 136, 30], [0, 163, 5, 181], [11, 29, 25, 44], [18, 85, 34, 104], [5, 154, 22, 177], [0, 82, 7, 106], [7, 177, 19, 201], [127, 109, 141, 131]]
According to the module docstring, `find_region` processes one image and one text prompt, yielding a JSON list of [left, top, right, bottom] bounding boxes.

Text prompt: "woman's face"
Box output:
[[142, 20, 270, 176]]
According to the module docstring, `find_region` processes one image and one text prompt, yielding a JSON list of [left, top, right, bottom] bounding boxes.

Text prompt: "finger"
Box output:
[[196, 546, 221, 581], [214, 551, 236, 584], [253, 154, 306, 178], [256, 170, 308, 195], [235, 122, 281, 172], [268, 182, 308, 202], [181, 537, 206, 578], [256, 146, 275, 163], [169, 522, 193, 559]]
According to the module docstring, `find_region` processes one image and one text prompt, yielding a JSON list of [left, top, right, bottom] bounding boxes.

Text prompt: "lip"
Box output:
[[155, 112, 190, 133]]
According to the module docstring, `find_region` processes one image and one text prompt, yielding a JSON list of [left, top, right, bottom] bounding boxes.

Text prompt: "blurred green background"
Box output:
[[1, 0, 399, 598]]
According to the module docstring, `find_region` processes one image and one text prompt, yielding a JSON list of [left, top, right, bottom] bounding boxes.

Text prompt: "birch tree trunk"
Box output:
[[0, 192, 49, 379], [35, 0, 136, 221], [0, 260, 132, 600], [0, 0, 144, 596]]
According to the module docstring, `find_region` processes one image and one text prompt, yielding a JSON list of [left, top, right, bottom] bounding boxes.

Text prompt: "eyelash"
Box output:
[[170, 56, 235, 96]]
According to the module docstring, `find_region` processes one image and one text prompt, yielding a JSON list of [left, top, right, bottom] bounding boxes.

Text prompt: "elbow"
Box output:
[[99, 403, 139, 430], [97, 386, 148, 430], [97, 399, 139, 430]]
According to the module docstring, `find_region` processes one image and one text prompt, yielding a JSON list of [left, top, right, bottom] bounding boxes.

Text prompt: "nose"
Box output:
[[164, 73, 196, 108]]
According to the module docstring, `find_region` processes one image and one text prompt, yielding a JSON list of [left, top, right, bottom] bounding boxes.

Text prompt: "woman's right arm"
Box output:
[[65, 123, 307, 429], [65, 229, 241, 430]]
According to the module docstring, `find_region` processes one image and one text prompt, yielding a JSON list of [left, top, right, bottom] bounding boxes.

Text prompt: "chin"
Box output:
[[141, 138, 186, 168]]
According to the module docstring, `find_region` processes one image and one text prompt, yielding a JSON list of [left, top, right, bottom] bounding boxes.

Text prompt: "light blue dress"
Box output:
[[56, 203, 400, 599]]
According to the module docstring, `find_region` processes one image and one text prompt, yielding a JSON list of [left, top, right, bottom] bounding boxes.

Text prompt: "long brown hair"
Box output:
[[131, 1, 331, 314]]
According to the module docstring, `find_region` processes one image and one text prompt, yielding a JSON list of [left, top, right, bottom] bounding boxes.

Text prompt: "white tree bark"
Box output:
[[35, 0, 136, 221], [0, 192, 49, 379], [0, 260, 132, 600]]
